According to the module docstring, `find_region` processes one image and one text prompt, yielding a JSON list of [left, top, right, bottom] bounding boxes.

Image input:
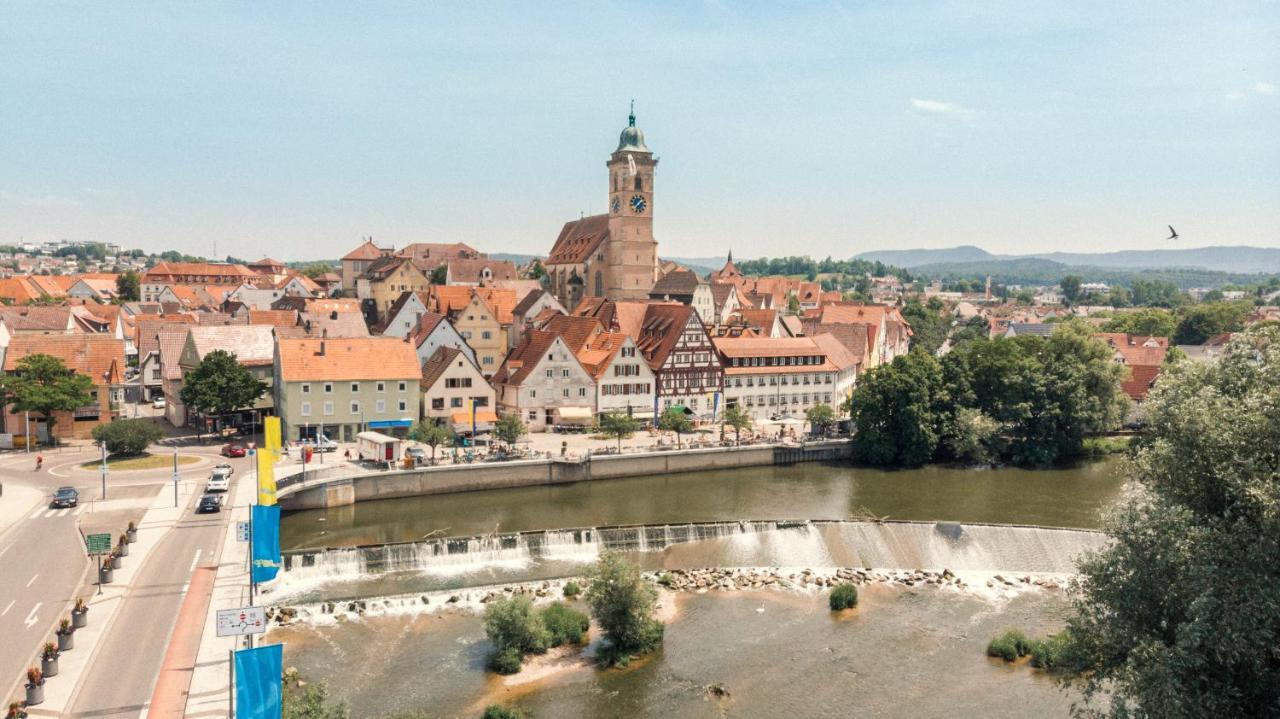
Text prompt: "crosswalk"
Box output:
[[28, 506, 86, 520]]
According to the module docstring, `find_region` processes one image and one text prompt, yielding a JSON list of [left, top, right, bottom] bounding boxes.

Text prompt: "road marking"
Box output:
[[189, 549, 202, 571], [181, 583, 189, 593], [24, 602, 40, 629], [1, 600, 14, 616], [74, 505, 87, 515], [25, 573, 38, 588], [0, 545, 8, 560], [55, 508, 70, 517], [29, 508, 45, 520], [43, 510, 56, 519]]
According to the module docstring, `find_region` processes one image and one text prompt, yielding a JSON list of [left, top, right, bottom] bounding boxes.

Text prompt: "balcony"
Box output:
[[74, 405, 101, 420]]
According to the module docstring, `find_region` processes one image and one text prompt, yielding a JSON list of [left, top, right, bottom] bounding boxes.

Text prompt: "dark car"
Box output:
[[196, 494, 222, 514], [221, 443, 247, 458], [51, 486, 78, 508]]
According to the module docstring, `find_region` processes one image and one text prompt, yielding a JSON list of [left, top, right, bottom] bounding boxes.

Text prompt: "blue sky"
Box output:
[[1, 2, 1277, 261]]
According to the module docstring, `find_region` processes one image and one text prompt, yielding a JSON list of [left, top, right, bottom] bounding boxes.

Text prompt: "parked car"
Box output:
[[206, 475, 230, 493], [298, 436, 339, 453], [196, 494, 222, 513], [406, 447, 428, 466], [1122, 421, 1147, 431], [152, 396, 166, 409], [221, 443, 247, 458], [51, 486, 79, 508]]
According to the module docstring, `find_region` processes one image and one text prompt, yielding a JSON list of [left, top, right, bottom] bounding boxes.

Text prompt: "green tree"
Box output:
[[282, 678, 348, 719], [900, 298, 950, 356], [115, 270, 140, 302], [721, 404, 751, 445], [410, 421, 454, 463], [527, 259, 546, 280], [1131, 279, 1186, 308], [483, 595, 549, 672], [845, 351, 945, 466], [804, 403, 837, 436], [1060, 328, 1280, 716], [429, 264, 448, 285], [300, 262, 334, 279], [596, 411, 640, 452], [91, 419, 164, 456], [178, 350, 267, 434], [585, 552, 663, 667], [657, 406, 693, 448], [786, 294, 801, 316], [944, 407, 1001, 465], [0, 354, 95, 444], [1014, 288, 1036, 305], [1100, 308, 1177, 338], [1060, 275, 1083, 305], [492, 413, 526, 449], [1173, 300, 1251, 344]]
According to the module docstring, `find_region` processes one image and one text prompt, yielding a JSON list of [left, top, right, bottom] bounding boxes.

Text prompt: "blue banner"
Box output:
[[234, 644, 282, 719], [251, 504, 281, 584]]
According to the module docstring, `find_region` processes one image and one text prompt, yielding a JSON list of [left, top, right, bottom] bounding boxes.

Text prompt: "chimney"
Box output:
[[318, 328, 328, 356], [318, 340, 325, 356]]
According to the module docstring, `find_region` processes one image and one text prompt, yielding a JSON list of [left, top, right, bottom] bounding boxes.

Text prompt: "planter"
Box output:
[[126, 528, 138, 543], [117, 543, 129, 558], [71, 609, 87, 629], [56, 631, 74, 652], [99, 565, 114, 584], [109, 555, 122, 570], [24, 683, 43, 707], [41, 655, 58, 678]]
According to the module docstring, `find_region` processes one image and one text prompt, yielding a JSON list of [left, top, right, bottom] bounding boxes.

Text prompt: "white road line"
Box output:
[[55, 508, 70, 517], [189, 549, 202, 571], [181, 583, 189, 593], [24, 602, 40, 629], [43, 510, 56, 519], [1, 600, 14, 616], [0, 545, 8, 560], [29, 508, 45, 520], [25, 573, 38, 588], [74, 505, 87, 515]]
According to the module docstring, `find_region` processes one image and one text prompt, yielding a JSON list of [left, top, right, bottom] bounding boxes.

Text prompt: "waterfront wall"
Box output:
[[278, 441, 851, 510]]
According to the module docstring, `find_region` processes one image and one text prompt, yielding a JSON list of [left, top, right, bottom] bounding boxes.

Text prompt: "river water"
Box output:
[[281, 458, 1125, 550]]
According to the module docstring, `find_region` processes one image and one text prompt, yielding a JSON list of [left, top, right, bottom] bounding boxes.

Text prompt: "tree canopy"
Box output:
[[178, 350, 266, 422], [585, 553, 663, 667], [657, 407, 693, 447], [115, 270, 140, 302], [1060, 275, 1083, 305], [0, 353, 95, 441], [1100, 308, 1177, 338], [722, 404, 751, 445], [92, 419, 164, 456], [410, 421, 454, 461], [596, 411, 640, 452], [493, 414, 526, 448], [845, 350, 946, 466], [899, 298, 951, 356], [1172, 300, 1251, 344]]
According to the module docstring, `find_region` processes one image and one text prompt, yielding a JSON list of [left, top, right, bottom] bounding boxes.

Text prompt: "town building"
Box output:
[[340, 238, 393, 294], [510, 289, 566, 350], [1095, 332, 1169, 401], [141, 262, 261, 302], [356, 257, 431, 321], [2, 334, 126, 441], [407, 311, 476, 366], [492, 329, 597, 431], [649, 269, 715, 325], [419, 346, 495, 424], [173, 325, 277, 431], [713, 335, 858, 423]]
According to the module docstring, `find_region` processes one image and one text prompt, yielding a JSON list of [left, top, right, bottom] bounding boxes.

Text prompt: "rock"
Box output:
[[447, 595, 460, 604], [705, 683, 731, 698]]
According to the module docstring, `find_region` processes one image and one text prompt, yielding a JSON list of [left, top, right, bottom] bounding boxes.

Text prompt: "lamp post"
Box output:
[[99, 441, 108, 500]]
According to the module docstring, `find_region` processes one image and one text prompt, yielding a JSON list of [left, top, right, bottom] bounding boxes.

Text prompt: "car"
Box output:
[[298, 436, 339, 453], [152, 396, 166, 409], [51, 486, 78, 508], [221, 443, 247, 458], [1122, 421, 1147, 431], [206, 475, 230, 492], [406, 447, 428, 466], [212, 463, 234, 477], [196, 494, 222, 513]]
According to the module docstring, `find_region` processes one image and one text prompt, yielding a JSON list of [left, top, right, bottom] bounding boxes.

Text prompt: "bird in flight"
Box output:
[[1167, 225, 1179, 240]]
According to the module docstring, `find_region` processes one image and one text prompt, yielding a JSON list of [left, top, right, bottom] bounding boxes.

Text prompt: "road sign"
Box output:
[[85, 532, 112, 555], [216, 606, 267, 637], [236, 521, 250, 542]]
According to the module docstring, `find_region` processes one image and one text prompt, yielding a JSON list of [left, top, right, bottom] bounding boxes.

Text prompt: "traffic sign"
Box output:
[[85, 532, 112, 555], [216, 606, 267, 637], [236, 521, 250, 542]]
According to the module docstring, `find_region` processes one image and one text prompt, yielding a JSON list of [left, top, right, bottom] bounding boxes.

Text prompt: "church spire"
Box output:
[[629, 99, 636, 127]]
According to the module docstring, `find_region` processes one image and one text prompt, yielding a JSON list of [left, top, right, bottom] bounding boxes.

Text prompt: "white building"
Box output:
[[713, 334, 858, 423]]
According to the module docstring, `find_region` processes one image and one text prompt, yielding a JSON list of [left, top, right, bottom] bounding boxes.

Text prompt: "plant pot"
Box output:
[[25, 682, 43, 706], [126, 528, 137, 543], [57, 631, 73, 652], [99, 566, 114, 584], [117, 543, 129, 557], [41, 655, 58, 678], [72, 609, 87, 629], [110, 555, 122, 570]]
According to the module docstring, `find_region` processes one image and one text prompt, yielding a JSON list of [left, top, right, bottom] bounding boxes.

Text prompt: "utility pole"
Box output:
[[172, 449, 179, 507], [100, 441, 108, 499], [24, 411, 30, 454]]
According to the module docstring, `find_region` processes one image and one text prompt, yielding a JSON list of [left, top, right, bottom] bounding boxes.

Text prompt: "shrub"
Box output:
[[656, 572, 675, 588], [282, 678, 348, 719], [483, 595, 549, 657], [986, 629, 1033, 662], [829, 583, 858, 610], [91, 419, 164, 457], [540, 602, 589, 647], [586, 553, 664, 667], [481, 706, 525, 719], [562, 581, 581, 598], [1028, 630, 1077, 671], [487, 647, 523, 675]]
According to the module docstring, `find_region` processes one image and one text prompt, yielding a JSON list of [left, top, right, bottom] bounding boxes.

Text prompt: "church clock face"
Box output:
[[630, 194, 647, 213], [611, 197, 621, 214]]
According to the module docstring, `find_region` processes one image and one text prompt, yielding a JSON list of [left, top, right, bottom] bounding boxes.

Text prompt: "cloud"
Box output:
[[21, 194, 80, 209], [910, 98, 973, 115], [1256, 81, 1277, 95]]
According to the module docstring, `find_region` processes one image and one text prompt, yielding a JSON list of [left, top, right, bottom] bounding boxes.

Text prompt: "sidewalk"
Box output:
[[24, 477, 200, 717], [183, 475, 256, 717], [0, 483, 42, 540]]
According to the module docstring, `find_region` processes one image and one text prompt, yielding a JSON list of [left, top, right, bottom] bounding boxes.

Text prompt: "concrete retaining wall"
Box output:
[[279, 441, 850, 511]]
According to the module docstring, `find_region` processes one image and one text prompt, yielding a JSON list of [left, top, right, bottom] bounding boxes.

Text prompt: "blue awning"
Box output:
[[368, 419, 412, 429]]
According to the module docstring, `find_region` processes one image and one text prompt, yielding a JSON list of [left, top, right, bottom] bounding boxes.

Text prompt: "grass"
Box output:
[[986, 629, 1034, 662], [1082, 435, 1133, 457], [79, 454, 200, 471], [829, 583, 859, 610]]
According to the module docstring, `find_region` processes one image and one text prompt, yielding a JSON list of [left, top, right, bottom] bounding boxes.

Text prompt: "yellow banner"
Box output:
[[264, 416, 282, 459], [256, 447, 276, 506]]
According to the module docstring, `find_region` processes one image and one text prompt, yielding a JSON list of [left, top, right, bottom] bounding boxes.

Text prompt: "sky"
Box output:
[[1, 1, 1277, 262]]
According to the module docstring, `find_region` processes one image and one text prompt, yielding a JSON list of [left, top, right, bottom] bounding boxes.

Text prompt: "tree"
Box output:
[[721, 405, 751, 445], [527, 259, 546, 280], [91, 419, 164, 456], [300, 262, 334, 279], [657, 406, 693, 448], [786, 294, 801, 316], [178, 350, 266, 434], [283, 678, 348, 719], [943, 407, 1000, 465], [1173, 300, 1251, 344], [0, 354, 95, 444], [1100, 308, 1177, 338], [1060, 328, 1280, 716], [596, 411, 640, 452], [585, 552, 663, 667], [845, 351, 945, 466], [410, 421, 454, 464], [492, 414, 526, 449], [900, 298, 950, 356], [115, 270, 140, 302], [1060, 275, 1083, 305], [804, 404, 837, 436], [483, 595, 549, 662], [429, 264, 448, 285]]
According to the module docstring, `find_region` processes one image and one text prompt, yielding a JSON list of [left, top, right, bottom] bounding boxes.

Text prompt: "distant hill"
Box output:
[[910, 257, 1274, 289], [856, 245, 1280, 275]]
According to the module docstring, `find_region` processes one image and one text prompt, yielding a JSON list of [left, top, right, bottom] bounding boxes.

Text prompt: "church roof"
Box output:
[[617, 108, 649, 153], [546, 214, 610, 266], [342, 239, 389, 261]]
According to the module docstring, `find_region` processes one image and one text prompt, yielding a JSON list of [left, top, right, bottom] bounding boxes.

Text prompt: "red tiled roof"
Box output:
[[342, 239, 389, 261], [546, 214, 609, 265], [3, 334, 125, 385], [277, 337, 421, 382]]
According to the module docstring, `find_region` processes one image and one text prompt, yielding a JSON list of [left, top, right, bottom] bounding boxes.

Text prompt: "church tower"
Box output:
[[605, 104, 659, 300]]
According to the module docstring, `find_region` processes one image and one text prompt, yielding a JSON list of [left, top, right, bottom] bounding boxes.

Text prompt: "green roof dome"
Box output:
[[617, 105, 648, 152]]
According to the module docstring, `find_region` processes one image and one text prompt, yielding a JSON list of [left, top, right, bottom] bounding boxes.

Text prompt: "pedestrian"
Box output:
[[36, 453, 43, 470]]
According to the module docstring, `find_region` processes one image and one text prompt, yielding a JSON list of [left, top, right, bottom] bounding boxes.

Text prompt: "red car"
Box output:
[[221, 443, 247, 458]]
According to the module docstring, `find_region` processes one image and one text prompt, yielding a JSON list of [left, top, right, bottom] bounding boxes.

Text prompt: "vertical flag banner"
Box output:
[[469, 399, 477, 435], [234, 644, 282, 719], [256, 449, 276, 506], [264, 416, 282, 460], [251, 504, 281, 584]]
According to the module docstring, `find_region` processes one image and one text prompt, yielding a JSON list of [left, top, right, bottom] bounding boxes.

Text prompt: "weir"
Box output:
[[273, 520, 1107, 602]]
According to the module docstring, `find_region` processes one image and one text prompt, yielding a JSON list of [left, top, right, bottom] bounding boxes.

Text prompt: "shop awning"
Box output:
[[553, 406, 594, 424], [451, 409, 498, 426], [368, 419, 413, 429]]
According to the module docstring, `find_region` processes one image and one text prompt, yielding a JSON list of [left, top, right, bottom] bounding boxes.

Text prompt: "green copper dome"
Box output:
[[616, 104, 649, 152]]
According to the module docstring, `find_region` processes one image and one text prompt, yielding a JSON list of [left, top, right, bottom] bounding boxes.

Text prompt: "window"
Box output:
[[562, 388, 569, 397], [376, 382, 385, 392], [324, 383, 333, 394], [461, 331, 472, 339], [546, 369, 553, 378], [432, 398, 444, 410], [451, 397, 463, 408], [398, 381, 407, 392], [376, 399, 386, 413], [578, 387, 587, 397], [398, 400, 407, 412], [562, 369, 570, 378], [350, 383, 360, 392], [528, 410, 537, 421], [445, 378, 473, 389], [530, 389, 537, 398], [483, 356, 494, 365], [474, 397, 489, 407], [323, 401, 334, 416], [350, 401, 360, 413], [481, 331, 492, 340], [300, 402, 311, 416], [301, 383, 310, 394]]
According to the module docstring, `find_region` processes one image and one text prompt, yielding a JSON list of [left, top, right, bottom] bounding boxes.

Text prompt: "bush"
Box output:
[[91, 419, 164, 457], [1028, 630, 1076, 671], [829, 583, 858, 610], [986, 629, 1033, 662], [656, 572, 675, 588], [562, 581, 581, 598], [483, 595, 548, 657], [481, 706, 525, 719], [540, 602, 589, 647], [486, 647, 523, 675], [586, 553, 665, 667]]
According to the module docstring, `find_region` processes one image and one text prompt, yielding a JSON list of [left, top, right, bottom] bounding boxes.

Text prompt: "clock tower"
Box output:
[[605, 104, 659, 300]]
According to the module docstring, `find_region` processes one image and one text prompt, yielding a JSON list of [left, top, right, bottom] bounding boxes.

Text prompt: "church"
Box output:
[[545, 107, 659, 311]]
